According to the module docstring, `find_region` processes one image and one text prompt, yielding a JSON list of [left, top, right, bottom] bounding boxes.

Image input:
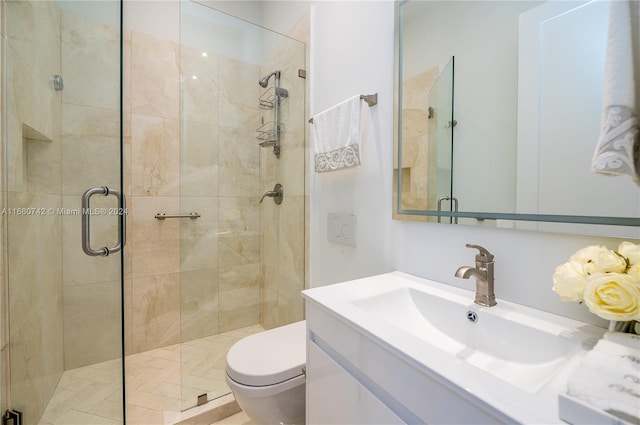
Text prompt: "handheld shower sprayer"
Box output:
[[258, 70, 281, 88]]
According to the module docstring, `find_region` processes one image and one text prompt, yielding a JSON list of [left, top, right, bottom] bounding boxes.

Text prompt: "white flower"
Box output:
[[569, 245, 627, 275], [627, 262, 640, 282], [552, 262, 587, 302], [618, 241, 640, 267], [582, 273, 640, 321]]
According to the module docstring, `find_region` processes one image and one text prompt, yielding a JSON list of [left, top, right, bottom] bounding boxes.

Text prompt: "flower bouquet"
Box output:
[[552, 242, 640, 331]]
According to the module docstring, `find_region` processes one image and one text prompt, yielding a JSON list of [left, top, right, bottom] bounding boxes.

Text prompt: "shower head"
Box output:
[[258, 70, 281, 88]]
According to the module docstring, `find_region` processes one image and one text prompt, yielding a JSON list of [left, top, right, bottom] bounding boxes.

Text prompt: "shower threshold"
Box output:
[[37, 324, 264, 425]]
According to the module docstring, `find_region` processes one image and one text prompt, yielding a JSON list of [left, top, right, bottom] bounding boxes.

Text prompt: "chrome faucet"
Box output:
[[455, 244, 496, 307]]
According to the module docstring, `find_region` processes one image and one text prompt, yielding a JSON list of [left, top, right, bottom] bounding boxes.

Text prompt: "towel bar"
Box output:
[[309, 93, 378, 124], [155, 212, 201, 220]]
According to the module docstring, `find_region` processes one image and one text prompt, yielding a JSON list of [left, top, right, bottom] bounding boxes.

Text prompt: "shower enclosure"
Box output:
[[1, 0, 306, 423]]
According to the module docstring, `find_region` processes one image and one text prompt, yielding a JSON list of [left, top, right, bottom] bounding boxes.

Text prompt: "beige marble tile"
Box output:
[[260, 263, 279, 330], [122, 110, 133, 202], [218, 127, 259, 198], [7, 192, 62, 333], [278, 196, 305, 286], [219, 264, 260, 332], [42, 295, 65, 403], [10, 312, 46, 425], [276, 275, 305, 327], [259, 147, 278, 193], [218, 236, 259, 269], [218, 197, 259, 238], [6, 45, 61, 193], [6, 0, 61, 87], [61, 103, 120, 195], [131, 273, 181, 353], [123, 28, 132, 114], [278, 103, 306, 146], [181, 268, 219, 342], [124, 278, 134, 356], [131, 31, 179, 119], [126, 404, 165, 425], [130, 196, 180, 278], [131, 114, 180, 197], [61, 10, 120, 110], [403, 67, 438, 125], [49, 409, 118, 425], [180, 120, 219, 197], [219, 57, 258, 130], [180, 197, 219, 272], [210, 410, 254, 425], [180, 45, 219, 125], [25, 133, 61, 196], [63, 281, 122, 369], [278, 136, 305, 197]]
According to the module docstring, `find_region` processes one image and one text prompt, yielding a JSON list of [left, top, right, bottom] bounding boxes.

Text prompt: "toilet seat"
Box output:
[[225, 373, 305, 397], [226, 321, 306, 387]]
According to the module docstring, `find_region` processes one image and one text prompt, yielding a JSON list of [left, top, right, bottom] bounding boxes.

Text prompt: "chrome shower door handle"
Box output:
[[81, 186, 127, 256]]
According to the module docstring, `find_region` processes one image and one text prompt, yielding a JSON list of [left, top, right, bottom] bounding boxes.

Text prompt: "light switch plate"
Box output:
[[327, 213, 357, 247]]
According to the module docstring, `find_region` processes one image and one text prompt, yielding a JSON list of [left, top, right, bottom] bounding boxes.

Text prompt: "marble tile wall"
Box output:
[[124, 27, 263, 357], [180, 44, 262, 340], [397, 67, 439, 213], [259, 27, 307, 330], [3, 1, 65, 423], [60, 9, 123, 371], [126, 28, 182, 354]]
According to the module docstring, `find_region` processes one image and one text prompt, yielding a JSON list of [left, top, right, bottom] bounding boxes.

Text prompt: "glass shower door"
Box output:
[[428, 56, 455, 223], [4, 1, 124, 424], [177, 1, 306, 411]]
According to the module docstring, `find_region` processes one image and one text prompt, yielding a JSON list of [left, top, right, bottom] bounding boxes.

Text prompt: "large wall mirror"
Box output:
[[393, 0, 640, 238]]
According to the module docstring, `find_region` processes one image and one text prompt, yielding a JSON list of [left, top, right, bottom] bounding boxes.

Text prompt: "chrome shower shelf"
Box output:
[[259, 87, 289, 110], [256, 121, 284, 143]]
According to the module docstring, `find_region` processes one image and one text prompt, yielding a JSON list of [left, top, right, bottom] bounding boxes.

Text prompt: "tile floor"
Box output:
[[210, 411, 254, 425], [38, 325, 264, 425]]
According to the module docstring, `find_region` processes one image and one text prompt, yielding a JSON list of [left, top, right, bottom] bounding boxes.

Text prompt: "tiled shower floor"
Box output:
[[38, 325, 264, 425]]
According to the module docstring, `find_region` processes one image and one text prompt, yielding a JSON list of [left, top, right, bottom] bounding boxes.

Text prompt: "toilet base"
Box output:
[[225, 373, 305, 425]]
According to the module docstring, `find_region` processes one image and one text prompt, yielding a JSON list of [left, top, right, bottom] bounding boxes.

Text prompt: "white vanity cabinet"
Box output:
[[306, 339, 404, 424]]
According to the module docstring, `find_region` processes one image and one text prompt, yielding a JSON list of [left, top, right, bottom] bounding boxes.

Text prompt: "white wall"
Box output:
[[308, 1, 395, 286]]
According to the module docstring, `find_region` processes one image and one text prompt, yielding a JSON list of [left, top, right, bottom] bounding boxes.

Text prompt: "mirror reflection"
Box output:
[[394, 0, 640, 238]]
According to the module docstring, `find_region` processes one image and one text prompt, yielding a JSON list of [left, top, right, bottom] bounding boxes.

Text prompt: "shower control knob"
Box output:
[[259, 184, 283, 205]]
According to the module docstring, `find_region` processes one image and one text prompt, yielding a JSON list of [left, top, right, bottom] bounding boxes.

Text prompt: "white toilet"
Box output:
[[225, 320, 306, 425]]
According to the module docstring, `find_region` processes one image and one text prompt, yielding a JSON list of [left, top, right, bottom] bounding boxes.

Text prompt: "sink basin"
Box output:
[[340, 274, 601, 393], [354, 287, 578, 364]]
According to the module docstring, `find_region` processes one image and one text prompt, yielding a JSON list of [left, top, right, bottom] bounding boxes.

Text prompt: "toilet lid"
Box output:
[[226, 320, 306, 387]]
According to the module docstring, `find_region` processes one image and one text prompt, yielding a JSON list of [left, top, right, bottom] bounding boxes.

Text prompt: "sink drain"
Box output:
[[466, 311, 478, 323]]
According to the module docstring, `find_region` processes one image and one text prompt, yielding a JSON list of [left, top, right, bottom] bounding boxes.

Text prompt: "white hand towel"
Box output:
[[591, 0, 640, 185], [312, 95, 362, 173]]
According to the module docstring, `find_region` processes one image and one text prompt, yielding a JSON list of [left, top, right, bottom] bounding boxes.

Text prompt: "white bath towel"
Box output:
[[591, 0, 640, 185], [312, 95, 362, 173]]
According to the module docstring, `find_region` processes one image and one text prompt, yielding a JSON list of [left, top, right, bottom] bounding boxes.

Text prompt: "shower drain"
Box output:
[[466, 311, 478, 323]]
